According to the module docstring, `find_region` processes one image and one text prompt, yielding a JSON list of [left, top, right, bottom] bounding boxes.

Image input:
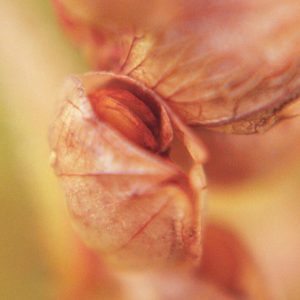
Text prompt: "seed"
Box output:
[[89, 89, 159, 151]]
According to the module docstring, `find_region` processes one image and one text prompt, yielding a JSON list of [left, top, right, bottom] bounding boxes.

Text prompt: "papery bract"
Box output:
[[53, 0, 300, 133], [49, 72, 206, 268]]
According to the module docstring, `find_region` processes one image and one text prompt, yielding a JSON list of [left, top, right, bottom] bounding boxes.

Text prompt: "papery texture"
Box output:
[[49, 72, 206, 268], [53, 0, 300, 133]]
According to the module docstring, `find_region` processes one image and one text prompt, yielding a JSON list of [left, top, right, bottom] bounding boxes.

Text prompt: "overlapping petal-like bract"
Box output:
[[54, 0, 300, 133], [49, 72, 206, 268]]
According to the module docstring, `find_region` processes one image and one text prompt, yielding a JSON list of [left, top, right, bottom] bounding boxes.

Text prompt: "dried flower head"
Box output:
[[50, 1, 300, 298]]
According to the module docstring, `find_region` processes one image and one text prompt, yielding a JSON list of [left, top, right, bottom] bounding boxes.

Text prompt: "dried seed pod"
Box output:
[[53, 0, 300, 133], [49, 72, 207, 269]]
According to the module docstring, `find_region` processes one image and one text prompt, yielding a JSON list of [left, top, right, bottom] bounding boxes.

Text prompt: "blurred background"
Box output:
[[1, 1, 300, 299]]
